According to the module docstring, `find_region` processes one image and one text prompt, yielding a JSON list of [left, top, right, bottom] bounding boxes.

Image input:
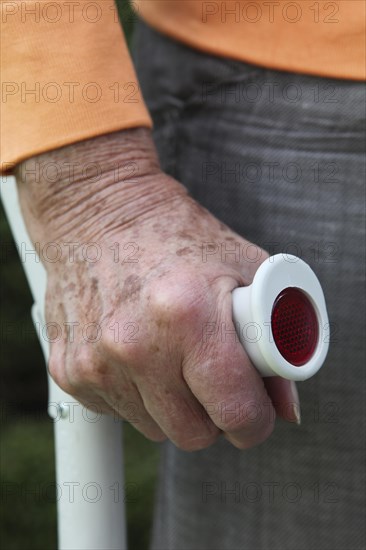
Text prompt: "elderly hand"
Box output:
[[15, 128, 300, 451]]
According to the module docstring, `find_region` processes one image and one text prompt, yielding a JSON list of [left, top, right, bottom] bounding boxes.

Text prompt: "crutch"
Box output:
[[1, 175, 127, 550]]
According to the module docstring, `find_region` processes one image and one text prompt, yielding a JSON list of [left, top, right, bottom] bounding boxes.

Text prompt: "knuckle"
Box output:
[[259, 417, 276, 440], [48, 354, 73, 395], [48, 356, 62, 385], [101, 329, 141, 366], [219, 401, 274, 434], [69, 347, 104, 389], [225, 409, 275, 449], [149, 433, 168, 443], [149, 274, 204, 326], [140, 428, 167, 443], [173, 432, 219, 452], [229, 419, 275, 450]]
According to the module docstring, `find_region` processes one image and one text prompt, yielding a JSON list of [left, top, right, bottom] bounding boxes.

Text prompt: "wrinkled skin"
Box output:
[[15, 128, 300, 451]]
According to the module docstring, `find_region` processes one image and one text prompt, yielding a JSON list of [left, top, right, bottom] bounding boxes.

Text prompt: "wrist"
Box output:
[[15, 128, 187, 243]]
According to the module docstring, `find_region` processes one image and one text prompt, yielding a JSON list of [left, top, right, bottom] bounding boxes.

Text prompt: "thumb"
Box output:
[[263, 377, 301, 425]]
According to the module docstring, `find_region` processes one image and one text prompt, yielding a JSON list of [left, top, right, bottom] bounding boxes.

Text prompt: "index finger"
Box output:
[[182, 292, 276, 449]]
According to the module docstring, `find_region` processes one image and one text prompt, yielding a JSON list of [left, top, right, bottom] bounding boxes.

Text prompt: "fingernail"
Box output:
[[292, 403, 301, 425], [290, 381, 301, 425]]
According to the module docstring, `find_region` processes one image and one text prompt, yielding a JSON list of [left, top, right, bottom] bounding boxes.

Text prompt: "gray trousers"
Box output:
[[132, 20, 366, 550]]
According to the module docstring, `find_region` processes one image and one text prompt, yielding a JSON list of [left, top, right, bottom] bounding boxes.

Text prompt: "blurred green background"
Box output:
[[0, 2, 160, 549]]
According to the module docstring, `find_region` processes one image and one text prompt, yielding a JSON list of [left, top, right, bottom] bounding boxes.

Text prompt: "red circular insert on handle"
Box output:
[[271, 287, 319, 366]]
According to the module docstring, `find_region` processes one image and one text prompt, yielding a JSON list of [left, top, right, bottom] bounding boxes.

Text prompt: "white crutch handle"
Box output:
[[232, 254, 329, 381]]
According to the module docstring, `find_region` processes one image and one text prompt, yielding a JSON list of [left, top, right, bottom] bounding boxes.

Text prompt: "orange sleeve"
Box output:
[[0, 0, 152, 173], [136, 1, 365, 82]]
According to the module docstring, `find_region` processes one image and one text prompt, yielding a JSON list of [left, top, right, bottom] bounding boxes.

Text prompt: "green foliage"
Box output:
[[0, 418, 58, 550], [124, 424, 160, 550], [0, 416, 159, 550], [0, 203, 48, 413]]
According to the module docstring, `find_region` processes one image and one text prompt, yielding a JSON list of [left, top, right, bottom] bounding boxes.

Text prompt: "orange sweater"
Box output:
[[1, 0, 365, 173]]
